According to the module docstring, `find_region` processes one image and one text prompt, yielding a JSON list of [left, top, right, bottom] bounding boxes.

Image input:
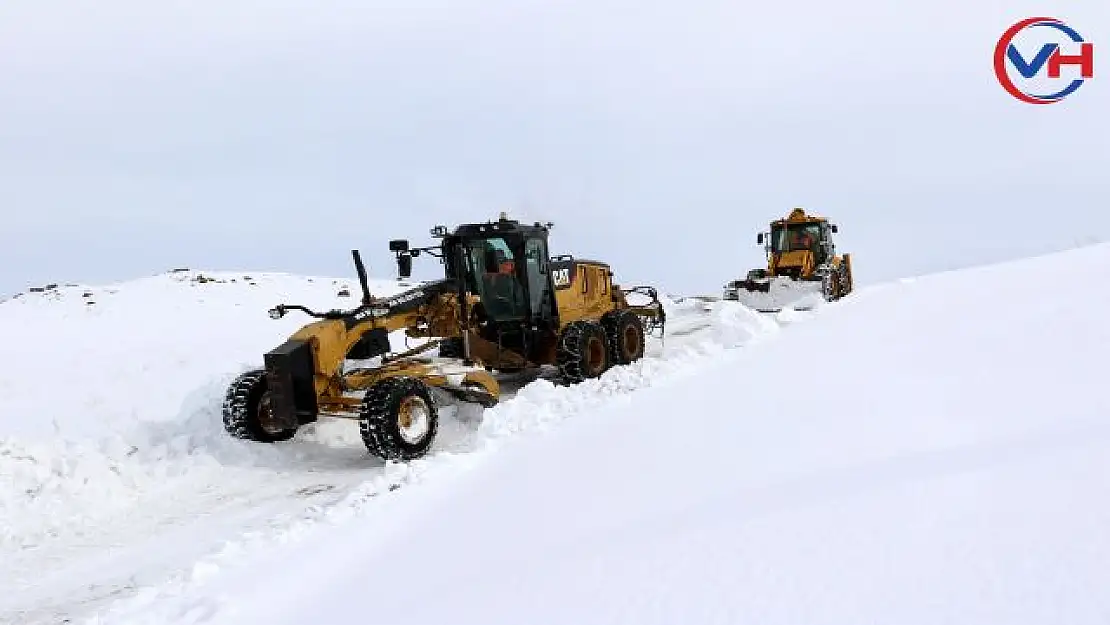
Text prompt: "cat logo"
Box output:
[[552, 267, 571, 288]]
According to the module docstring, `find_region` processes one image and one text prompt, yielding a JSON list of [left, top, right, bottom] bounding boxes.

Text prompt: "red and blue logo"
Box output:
[[994, 17, 1094, 104]]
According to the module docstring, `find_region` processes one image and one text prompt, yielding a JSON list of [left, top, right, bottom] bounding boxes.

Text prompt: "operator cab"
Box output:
[[444, 216, 554, 321], [766, 220, 836, 266], [387, 213, 561, 361]]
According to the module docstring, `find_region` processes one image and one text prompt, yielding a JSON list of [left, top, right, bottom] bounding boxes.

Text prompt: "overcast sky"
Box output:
[[1, 0, 1107, 297]]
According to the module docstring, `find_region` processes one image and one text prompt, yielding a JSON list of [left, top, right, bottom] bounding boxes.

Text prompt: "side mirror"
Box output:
[[389, 239, 410, 252], [397, 254, 413, 278], [830, 224, 838, 233], [756, 233, 764, 245]]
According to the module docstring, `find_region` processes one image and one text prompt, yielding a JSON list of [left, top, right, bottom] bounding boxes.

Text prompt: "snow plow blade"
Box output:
[[722, 277, 824, 313]]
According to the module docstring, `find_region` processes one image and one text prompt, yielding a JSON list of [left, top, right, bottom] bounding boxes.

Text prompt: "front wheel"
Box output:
[[359, 376, 439, 462], [821, 269, 841, 302], [222, 369, 298, 442]]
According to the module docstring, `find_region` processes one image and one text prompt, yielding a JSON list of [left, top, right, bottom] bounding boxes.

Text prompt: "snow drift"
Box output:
[[80, 243, 1110, 625], [0, 270, 414, 547], [0, 266, 795, 624]]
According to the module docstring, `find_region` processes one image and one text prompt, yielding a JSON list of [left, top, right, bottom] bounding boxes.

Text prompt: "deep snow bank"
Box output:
[[110, 243, 1110, 625], [1, 280, 796, 625], [0, 269, 416, 545], [83, 296, 795, 625], [0, 266, 793, 556]]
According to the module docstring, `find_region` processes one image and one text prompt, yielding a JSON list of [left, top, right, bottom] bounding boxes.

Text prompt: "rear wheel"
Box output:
[[839, 261, 853, 296], [556, 320, 610, 383], [359, 376, 439, 462], [822, 268, 841, 302], [222, 369, 298, 442], [602, 310, 645, 366]]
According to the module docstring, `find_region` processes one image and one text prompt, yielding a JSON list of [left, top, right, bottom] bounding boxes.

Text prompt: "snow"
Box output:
[[3, 244, 1110, 624], [0, 269, 433, 622], [0, 271, 412, 542], [722, 274, 827, 312]]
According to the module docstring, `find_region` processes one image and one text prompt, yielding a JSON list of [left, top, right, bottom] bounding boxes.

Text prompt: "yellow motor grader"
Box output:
[[222, 213, 665, 462], [723, 207, 853, 312]]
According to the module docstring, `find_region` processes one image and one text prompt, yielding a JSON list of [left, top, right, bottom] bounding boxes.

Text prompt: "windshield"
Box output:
[[460, 236, 527, 319], [771, 223, 821, 253]]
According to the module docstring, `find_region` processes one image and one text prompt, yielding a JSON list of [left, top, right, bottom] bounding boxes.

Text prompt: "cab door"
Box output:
[[464, 237, 529, 322], [819, 222, 835, 265], [523, 237, 554, 322]]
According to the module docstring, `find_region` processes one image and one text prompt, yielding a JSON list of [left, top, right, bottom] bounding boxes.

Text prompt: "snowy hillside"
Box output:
[[4, 244, 1110, 624], [0, 271, 407, 538], [0, 269, 428, 621], [0, 265, 785, 624]]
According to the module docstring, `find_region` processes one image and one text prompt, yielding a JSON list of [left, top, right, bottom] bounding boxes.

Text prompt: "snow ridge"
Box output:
[[0, 271, 415, 549], [84, 298, 804, 624]]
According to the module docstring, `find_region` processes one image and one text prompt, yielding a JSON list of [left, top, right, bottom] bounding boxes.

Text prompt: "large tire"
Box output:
[[602, 310, 645, 366], [359, 376, 439, 462], [556, 320, 611, 384], [821, 269, 841, 302], [222, 369, 298, 442], [839, 260, 853, 296]]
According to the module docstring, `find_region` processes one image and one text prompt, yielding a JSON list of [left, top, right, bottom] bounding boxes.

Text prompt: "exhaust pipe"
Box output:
[[351, 250, 373, 305]]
